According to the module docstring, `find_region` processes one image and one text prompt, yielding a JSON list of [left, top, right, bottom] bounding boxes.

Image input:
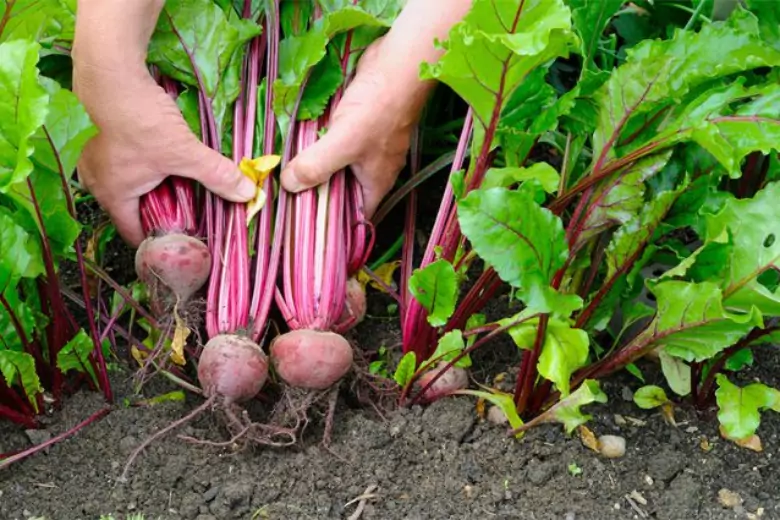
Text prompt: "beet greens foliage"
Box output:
[[394, 0, 780, 443]]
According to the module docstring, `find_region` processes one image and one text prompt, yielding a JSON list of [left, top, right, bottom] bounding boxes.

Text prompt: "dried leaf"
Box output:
[[476, 397, 486, 419], [240, 155, 281, 224], [170, 304, 190, 366], [579, 425, 600, 452], [719, 425, 764, 452], [700, 436, 713, 452], [357, 261, 401, 293], [661, 402, 677, 426], [131, 346, 148, 367]]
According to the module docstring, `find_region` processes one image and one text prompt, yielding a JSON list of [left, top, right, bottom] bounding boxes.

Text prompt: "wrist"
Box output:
[[72, 0, 165, 71]]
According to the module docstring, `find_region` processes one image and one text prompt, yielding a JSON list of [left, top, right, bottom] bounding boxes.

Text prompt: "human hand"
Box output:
[[280, 0, 472, 218], [72, 0, 256, 247]]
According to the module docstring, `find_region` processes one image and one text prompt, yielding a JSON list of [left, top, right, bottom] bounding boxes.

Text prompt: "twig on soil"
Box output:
[[0, 407, 111, 471], [345, 484, 379, 520]]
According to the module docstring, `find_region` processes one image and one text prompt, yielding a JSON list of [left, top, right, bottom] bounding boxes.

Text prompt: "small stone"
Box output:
[[644, 475, 654, 486], [598, 435, 626, 458], [24, 429, 52, 452], [487, 406, 508, 425], [621, 386, 634, 402], [614, 414, 627, 426], [564, 513, 576, 520], [203, 486, 220, 502], [718, 488, 743, 509]]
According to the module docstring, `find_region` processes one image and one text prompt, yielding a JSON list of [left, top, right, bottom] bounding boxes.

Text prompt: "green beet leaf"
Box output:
[[420, 0, 575, 133], [393, 351, 417, 387], [459, 186, 581, 316], [0, 208, 43, 290], [0, 0, 76, 47], [483, 163, 560, 193], [421, 329, 471, 371], [0, 286, 37, 354], [593, 10, 780, 165], [0, 349, 42, 410], [644, 281, 763, 362], [530, 379, 607, 434], [537, 319, 589, 397], [659, 349, 691, 397], [715, 374, 780, 440], [565, 0, 623, 73], [704, 181, 780, 315], [0, 39, 49, 191], [57, 329, 97, 386], [575, 151, 672, 250], [408, 259, 458, 328], [633, 385, 669, 409]]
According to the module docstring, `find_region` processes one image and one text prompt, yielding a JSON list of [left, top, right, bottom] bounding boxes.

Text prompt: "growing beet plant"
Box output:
[[391, 0, 780, 443], [0, 17, 112, 445]]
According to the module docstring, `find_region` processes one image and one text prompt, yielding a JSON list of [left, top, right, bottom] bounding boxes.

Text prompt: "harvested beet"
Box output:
[[198, 334, 269, 404], [269, 330, 353, 390], [135, 233, 211, 310]]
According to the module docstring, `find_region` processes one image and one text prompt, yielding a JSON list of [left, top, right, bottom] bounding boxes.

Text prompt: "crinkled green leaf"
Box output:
[[0, 349, 42, 409], [297, 47, 344, 121], [504, 317, 589, 396], [148, 0, 261, 134], [393, 351, 416, 387], [458, 187, 581, 316], [0, 39, 48, 190], [56, 329, 97, 385], [483, 163, 560, 193], [659, 349, 691, 397], [593, 10, 780, 164], [644, 281, 763, 362], [704, 181, 780, 315], [576, 151, 672, 249], [653, 81, 780, 178], [633, 385, 669, 409], [0, 0, 76, 46], [565, 0, 623, 72], [0, 286, 36, 353], [537, 319, 589, 397], [533, 379, 607, 434], [423, 330, 471, 370], [716, 374, 780, 440], [420, 0, 575, 131], [409, 259, 458, 328]]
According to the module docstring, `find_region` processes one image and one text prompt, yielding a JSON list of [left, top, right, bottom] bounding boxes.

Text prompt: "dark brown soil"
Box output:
[[1, 313, 778, 520]]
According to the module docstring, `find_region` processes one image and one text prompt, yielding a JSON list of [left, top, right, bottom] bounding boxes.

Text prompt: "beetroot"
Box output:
[[135, 233, 211, 312], [197, 334, 269, 405], [417, 362, 469, 402], [269, 330, 353, 390]]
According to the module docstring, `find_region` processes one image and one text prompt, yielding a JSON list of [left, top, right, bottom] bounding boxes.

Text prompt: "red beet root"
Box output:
[[269, 329, 353, 390], [198, 334, 269, 404]]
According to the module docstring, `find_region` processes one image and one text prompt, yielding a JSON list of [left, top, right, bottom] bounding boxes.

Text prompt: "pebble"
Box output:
[[598, 435, 626, 458], [718, 488, 743, 509], [487, 406, 508, 425], [119, 436, 138, 455], [621, 386, 634, 402], [203, 486, 220, 502]]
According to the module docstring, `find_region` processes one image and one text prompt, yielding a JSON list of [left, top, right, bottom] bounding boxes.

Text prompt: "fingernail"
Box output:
[[237, 177, 257, 200], [282, 170, 303, 193]]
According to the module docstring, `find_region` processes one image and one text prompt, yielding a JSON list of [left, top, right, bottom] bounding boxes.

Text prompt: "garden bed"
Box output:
[[1, 321, 777, 520]]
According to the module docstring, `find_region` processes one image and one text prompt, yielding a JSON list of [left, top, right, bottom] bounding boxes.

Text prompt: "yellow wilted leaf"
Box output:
[[475, 397, 486, 419], [131, 346, 148, 366], [579, 425, 600, 452], [357, 261, 401, 293], [170, 305, 190, 366], [661, 402, 677, 426], [240, 155, 281, 225]]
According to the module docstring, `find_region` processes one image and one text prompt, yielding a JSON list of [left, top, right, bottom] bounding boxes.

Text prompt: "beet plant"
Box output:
[[0, 13, 114, 467], [390, 0, 780, 443]]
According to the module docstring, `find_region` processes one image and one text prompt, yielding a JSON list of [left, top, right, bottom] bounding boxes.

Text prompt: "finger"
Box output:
[[109, 198, 146, 248], [352, 159, 404, 219], [171, 140, 257, 202], [280, 123, 361, 193]]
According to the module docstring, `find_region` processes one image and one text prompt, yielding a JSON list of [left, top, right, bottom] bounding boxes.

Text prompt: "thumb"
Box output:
[[281, 124, 359, 193], [171, 139, 257, 202]]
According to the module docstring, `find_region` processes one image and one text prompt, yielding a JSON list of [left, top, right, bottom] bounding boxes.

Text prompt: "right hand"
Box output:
[[71, 63, 256, 248]]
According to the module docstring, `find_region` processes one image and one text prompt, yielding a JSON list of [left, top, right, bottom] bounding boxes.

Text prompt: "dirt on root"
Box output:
[[2, 323, 779, 520]]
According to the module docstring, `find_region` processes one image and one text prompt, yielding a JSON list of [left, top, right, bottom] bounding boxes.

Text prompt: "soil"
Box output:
[[1, 313, 778, 520]]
